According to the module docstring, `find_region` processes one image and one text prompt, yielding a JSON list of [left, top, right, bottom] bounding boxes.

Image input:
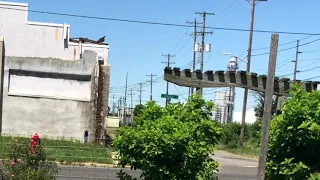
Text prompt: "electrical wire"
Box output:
[[1, 6, 320, 35], [279, 64, 320, 77], [251, 36, 313, 51], [251, 38, 320, 57], [303, 76, 320, 81], [173, 85, 188, 101]]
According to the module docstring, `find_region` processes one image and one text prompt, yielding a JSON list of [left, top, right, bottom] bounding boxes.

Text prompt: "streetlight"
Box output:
[[222, 52, 248, 64]]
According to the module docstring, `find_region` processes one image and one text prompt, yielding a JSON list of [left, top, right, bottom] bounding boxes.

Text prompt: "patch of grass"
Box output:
[[0, 136, 113, 164], [217, 141, 260, 158]]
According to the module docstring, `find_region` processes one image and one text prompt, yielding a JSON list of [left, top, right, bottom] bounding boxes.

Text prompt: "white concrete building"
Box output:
[[0, 1, 109, 63], [0, 1, 111, 141]]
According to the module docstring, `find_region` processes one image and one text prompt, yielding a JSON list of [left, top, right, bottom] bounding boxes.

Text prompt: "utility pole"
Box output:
[[124, 73, 128, 124], [162, 54, 175, 106], [187, 19, 203, 96], [146, 74, 157, 101], [195, 11, 214, 96], [112, 94, 116, 116], [137, 83, 144, 105], [128, 89, 134, 111], [257, 34, 279, 180], [240, 0, 267, 147], [128, 89, 135, 124], [119, 97, 123, 123], [293, 40, 301, 81]]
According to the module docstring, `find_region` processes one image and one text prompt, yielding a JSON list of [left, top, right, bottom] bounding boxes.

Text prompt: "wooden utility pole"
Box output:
[[124, 73, 128, 124], [146, 74, 157, 101], [128, 89, 134, 124], [257, 34, 279, 180], [240, 0, 267, 146], [293, 40, 300, 81], [195, 12, 214, 96], [186, 19, 202, 96], [162, 54, 175, 106], [137, 83, 144, 105]]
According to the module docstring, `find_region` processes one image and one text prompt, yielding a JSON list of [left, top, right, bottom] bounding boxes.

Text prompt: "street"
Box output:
[[56, 151, 258, 180]]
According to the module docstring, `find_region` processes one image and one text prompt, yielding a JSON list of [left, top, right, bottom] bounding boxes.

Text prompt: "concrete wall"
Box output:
[[0, 1, 109, 63], [1, 46, 98, 141]]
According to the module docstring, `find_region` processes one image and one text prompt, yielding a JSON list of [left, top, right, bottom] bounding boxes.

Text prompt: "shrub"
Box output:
[[113, 95, 221, 180], [133, 104, 146, 117], [246, 119, 262, 145], [266, 86, 320, 179], [1, 137, 59, 180], [219, 122, 241, 148]]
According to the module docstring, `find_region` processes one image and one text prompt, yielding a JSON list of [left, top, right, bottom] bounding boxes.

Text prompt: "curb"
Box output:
[[56, 161, 131, 169]]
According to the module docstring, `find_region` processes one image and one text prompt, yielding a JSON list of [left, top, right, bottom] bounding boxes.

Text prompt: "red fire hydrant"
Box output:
[[31, 133, 40, 154]]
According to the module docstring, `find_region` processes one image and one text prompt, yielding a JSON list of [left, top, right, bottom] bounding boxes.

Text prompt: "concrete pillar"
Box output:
[[0, 37, 4, 134], [100, 64, 110, 132]]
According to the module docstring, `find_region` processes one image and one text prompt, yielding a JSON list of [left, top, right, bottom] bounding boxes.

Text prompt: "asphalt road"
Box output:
[[56, 151, 258, 180]]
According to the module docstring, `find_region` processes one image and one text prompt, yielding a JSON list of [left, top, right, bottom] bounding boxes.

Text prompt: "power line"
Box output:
[[1, 6, 320, 36], [252, 38, 320, 57], [251, 36, 313, 51], [111, 60, 196, 91], [280, 64, 320, 77], [303, 75, 320, 81]]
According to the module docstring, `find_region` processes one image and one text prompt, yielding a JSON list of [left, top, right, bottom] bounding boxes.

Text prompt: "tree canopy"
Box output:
[[113, 95, 221, 180]]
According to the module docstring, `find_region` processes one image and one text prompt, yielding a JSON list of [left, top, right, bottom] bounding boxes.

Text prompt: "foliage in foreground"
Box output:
[[1, 137, 59, 180], [266, 86, 320, 180], [133, 104, 146, 117], [113, 95, 221, 180], [0, 136, 112, 164]]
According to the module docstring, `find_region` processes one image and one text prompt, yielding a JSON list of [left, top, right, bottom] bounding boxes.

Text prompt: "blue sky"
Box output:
[[7, 0, 320, 117]]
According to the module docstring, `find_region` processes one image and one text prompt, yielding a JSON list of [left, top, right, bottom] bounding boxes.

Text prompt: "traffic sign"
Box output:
[[161, 94, 179, 99]]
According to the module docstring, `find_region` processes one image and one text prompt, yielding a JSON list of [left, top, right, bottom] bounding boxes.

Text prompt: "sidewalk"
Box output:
[[56, 151, 258, 169]]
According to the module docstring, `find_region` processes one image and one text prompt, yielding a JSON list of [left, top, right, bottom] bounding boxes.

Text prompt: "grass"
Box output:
[[217, 141, 260, 158], [0, 136, 113, 164]]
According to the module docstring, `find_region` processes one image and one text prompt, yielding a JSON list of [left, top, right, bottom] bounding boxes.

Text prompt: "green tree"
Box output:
[[266, 86, 320, 179], [133, 104, 146, 117], [113, 95, 221, 180], [251, 91, 277, 118], [1, 137, 59, 180]]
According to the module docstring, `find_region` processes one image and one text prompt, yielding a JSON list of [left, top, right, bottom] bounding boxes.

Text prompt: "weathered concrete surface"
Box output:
[[101, 65, 111, 123], [0, 37, 3, 134], [0, 1, 109, 63], [5, 50, 96, 75], [1, 50, 98, 140], [2, 88, 95, 140]]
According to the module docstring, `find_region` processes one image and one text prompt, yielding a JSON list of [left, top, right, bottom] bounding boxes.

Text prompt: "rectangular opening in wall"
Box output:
[[8, 69, 92, 101]]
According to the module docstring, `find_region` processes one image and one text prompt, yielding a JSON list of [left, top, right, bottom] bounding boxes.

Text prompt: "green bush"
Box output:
[[246, 119, 262, 145], [219, 122, 241, 148], [113, 95, 221, 180], [219, 120, 261, 148], [266, 86, 320, 179], [1, 137, 59, 180]]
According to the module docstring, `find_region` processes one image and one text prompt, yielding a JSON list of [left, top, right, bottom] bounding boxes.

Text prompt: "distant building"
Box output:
[[0, 1, 110, 142], [213, 90, 228, 123]]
